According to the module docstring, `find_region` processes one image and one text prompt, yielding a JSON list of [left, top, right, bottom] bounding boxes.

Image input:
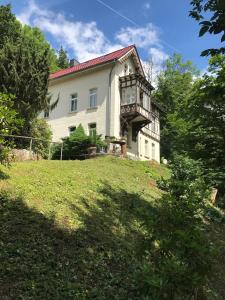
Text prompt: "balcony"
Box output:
[[120, 73, 155, 141], [121, 103, 152, 122]]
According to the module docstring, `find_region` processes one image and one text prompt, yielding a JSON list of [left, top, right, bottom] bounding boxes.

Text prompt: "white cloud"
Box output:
[[16, 0, 169, 72], [116, 23, 160, 49], [148, 47, 168, 64], [142, 48, 169, 87], [17, 0, 123, 61], [144, 2, 151, 10]]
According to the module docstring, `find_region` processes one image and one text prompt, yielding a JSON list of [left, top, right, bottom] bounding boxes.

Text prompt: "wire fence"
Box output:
[[0, 134, 111, 161], [0, 134, 63, 160]]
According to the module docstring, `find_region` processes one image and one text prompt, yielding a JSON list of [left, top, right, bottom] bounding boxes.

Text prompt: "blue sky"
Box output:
[[1, 0, 221, 73]]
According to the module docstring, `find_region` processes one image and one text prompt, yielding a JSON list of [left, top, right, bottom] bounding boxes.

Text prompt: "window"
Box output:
[[89, 123, 96, 137], [151, 116, 156, 132], [70, 93, 78, 112], [124, 64, 128, 75], [121, 86, 136, 105], [145, 140, 149, 158], [89, 89, 97, 108], [152, 143, 155, 160], [143, 94, 150, 110], [44, 110, 49, 118], [69, 126, 76, 135]]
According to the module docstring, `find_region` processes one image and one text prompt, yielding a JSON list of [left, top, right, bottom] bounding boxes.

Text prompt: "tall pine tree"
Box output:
[[57, 46, 70, 69], [0, 5, 59, 135]]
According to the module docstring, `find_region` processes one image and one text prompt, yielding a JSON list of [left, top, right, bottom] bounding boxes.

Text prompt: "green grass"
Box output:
[[0, 156, 224, 299], [0, 156, 169, 299]]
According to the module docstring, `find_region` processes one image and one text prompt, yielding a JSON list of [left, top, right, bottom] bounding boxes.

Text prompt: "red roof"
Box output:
[[50, 45, 135, 80]]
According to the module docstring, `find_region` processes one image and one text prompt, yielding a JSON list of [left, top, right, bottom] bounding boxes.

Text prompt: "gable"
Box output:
[[49, 45, 145, 81]]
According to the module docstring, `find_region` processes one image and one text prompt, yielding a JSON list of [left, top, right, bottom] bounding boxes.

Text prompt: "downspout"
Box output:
[[106, 62, 116, 138]]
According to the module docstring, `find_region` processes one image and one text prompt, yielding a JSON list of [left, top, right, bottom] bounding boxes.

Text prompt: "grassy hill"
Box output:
[[0, 156, 224, 299], [0, 156, 169, 299]]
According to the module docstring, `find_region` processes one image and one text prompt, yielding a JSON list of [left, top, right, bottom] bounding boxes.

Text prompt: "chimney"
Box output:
[[69, 59, 79, 67]]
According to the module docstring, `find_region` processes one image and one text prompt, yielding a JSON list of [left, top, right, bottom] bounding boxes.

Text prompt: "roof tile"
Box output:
[[50, 45, 134, 80]]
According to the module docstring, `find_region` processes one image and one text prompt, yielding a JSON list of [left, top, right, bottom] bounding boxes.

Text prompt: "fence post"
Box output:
[[60, 142, 63, 160], [29, 138, 33, 159], [48, 142, 52, 160]]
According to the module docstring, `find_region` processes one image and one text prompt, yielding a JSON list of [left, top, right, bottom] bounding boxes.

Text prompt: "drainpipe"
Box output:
[[106, 62, 116, 138]]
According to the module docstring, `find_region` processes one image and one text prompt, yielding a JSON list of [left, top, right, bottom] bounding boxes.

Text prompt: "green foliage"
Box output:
[[138, 155, 213, 299], [0, 5, 59, 136], [57, 46, 70, 69], [0, 157, 223, 298], [29, 118, 52, 158], [153, 54, 199, 158], [52, 124, 106, 160], [0, 157, 166, 299], [189, 0, 225, 56], [22, 25, 60, 73], [0, 4, 21, 49], [0, 93, 23, 164], [185, 54, 225, 200]]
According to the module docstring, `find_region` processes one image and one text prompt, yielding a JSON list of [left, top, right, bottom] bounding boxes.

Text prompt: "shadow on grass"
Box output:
[[0, 183, 157, 299]]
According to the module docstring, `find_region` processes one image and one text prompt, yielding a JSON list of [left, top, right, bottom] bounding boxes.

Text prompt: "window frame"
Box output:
[[144, 139, 149, 158], [88, 123, 97, 137], [152, 143, 156, 160], [68, 126, 76, 135], [70, 93, 78, 112], [89, 88, 97, 108]]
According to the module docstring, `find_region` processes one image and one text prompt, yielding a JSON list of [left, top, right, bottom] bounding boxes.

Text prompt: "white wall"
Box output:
[[44, 66, 111, 141], [138, 133, 160, 162]]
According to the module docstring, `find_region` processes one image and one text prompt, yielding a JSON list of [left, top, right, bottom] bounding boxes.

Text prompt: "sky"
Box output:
[[1, 0, 222, 75]]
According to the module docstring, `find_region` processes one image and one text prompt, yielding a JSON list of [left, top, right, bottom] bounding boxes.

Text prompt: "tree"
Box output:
[[185, 54, 225, 200], [139, 155, 212, 299], [30, 119, 52, 158], [189, 0, 225, 56], [0, 93, 23, 164], [22, 25, 59, 73], [153, 54, 199, 158], [57, 46, 70, 69], [0, 4, 21, 49], [0, 5, 59, 136]]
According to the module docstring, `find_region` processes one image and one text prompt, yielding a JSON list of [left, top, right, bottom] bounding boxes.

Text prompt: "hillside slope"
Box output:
[[0, 156, 169, 299], [0, 156, 224, 299]]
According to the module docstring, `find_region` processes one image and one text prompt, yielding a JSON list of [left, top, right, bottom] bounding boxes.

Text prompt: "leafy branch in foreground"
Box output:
[[189, 0, 225, 56], [138, 155, 213, 299]]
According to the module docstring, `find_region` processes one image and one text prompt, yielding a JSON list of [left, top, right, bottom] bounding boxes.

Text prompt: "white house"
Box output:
[[43, 45, 161, 162]]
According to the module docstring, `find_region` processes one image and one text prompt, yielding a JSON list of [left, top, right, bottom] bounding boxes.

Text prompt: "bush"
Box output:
[[0, 93, 23, 165], [138, 155, 213, 299], [52, 124, 106, 160], [29, 118, 52, 159]]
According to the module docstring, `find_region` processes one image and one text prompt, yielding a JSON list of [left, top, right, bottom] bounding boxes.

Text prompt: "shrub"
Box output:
[[138, 155, 213, 299], [52, 124, 106, 160], [0, 93, 23, 164], [29, 118, 52, 158]]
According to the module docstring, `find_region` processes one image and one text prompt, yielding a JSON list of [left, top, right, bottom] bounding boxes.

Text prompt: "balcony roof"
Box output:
[[119, 73, 154, 91]]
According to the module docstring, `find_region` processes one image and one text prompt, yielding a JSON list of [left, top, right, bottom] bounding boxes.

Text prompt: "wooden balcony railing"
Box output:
[[121, 103, 152, 122]]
